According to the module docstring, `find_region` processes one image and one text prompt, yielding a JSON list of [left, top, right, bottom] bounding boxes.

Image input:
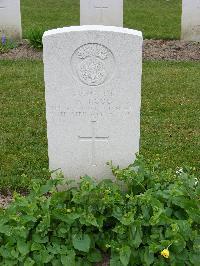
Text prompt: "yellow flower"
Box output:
[[161, 249, 169, 258]]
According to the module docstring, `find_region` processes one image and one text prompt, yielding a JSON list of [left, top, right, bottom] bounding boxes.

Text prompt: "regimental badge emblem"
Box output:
[[71, 43, 115, 86]]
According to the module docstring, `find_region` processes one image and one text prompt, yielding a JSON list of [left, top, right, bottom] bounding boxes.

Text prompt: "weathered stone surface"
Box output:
[[182, 0, 200, 41], [80, 0, 123, 27], [0, 0, 22, 40], [43, 25, 143, 179]]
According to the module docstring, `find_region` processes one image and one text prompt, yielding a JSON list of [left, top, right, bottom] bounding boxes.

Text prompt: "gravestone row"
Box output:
[[0, 0, 199, 179], [42, 0, 199, 179], [0, 0, 200, 41]]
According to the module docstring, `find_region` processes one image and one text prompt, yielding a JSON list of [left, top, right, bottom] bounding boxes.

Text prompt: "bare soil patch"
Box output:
[[0, 40, 42, 60], [0, 39, 199, 61], [144, 39, 200, 61]]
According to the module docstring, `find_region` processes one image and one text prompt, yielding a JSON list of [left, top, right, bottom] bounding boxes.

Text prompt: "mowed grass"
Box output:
[[0, 61, 48, 191], [0, 60, 199, 191], [21, 0, 181, 39], [141, 61, 200, 170]]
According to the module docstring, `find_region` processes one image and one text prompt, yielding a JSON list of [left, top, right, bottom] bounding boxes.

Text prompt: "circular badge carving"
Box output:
[[71, 43, 115, 86]]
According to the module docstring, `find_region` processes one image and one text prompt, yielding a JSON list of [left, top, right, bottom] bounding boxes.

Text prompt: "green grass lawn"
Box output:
[[21, 0, 182, 40], [0, 60, 199, 191]]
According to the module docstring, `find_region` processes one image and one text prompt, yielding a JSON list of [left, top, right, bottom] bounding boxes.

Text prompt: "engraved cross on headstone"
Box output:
[[94, 0, 109, 23], [79, 121, 109, 166]]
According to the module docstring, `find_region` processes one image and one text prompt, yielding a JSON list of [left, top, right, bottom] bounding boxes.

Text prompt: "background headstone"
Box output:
[[0, 0, 22, 40], [181, 0, 200, 41], [43, 25, 143, 179], [80, 0, 123, 27]]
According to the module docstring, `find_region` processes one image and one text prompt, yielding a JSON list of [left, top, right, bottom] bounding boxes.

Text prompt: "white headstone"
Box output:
[[43, 25, 143, 180], [0, 0, 22, 40], [181, 0, 200, 41], [80, 0, 123, 27]]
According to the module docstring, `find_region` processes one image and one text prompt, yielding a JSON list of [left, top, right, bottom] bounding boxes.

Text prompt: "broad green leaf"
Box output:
[[141, 205, 151, 220], [134, 230, 142, 247], [32, 233, 48, 243], [120, 246, 131, 266], [110, 256, 122, 266], [57, 226, 68, 236], [150, 208, 164, 225], [24, 257, 35, 266], [153, 258, 168, 266], [169, 249, 188, 265], [31, 242, 42, 251], [143, 247, 154, 265], [41, 249, 54, 263], [121, 213, 134, 226], [39, 179, 57, 195], [193, 236, 200, 252], [52, 258, 61, 266], [112, 207, 123, 220], [79, 213, 99, 227], [2, 259, 17, 266], [61, 250, 76, 266], [0, 246, 13, 259], [173, 235, 186, 253], [130, 248, 141, 265], [17, 240, 30, 256], [189, 253, 200, 266], [129, 223, 142, 248], [149, 242, 163, 253], [0, 223, 11, 236], [195, 183, 200, 195], [72, 233, 91, 252], [32, 249, 53, 264], [177, 220, 191, 240], [10, 249, 19, 259], [52, 211, 80, 225]]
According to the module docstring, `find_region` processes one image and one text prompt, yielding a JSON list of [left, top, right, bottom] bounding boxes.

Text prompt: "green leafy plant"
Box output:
[[0, 157, 199, 265], [0, 35, 17, 53], [27, 28, 44, 49]]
